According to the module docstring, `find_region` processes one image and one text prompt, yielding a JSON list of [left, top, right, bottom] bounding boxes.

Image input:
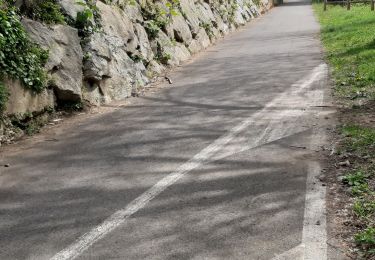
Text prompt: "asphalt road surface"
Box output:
[[0, 1, 335, 259]]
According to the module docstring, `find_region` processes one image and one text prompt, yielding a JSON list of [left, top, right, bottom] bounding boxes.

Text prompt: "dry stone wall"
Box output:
[[4, 0, 272, 114]]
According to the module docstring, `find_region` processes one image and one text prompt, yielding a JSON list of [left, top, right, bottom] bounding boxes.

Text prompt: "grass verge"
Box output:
[[313, 3, 375, 258], [340, 125, 375, 257], [313, 4, 375, 102]]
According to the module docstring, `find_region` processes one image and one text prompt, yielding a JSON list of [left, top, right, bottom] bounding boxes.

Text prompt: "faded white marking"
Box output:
[[302, 161, 327, 260], [51, 64, 327, 260], [269, 65, 329, 260], [301, 68, 328, 260], [271, 244, 305, 260], [270, 162, 328, 260]]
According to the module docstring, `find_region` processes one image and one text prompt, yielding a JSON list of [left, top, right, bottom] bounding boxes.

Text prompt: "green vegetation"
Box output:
[[200, 22, 214, 40], [228, 2, 239, 24], [0, 4, 49, 114], [313, 4, 375, 100], [340, 124, 375, 257], [10, 109, 54, 135], [155, 50, 172, 65], [314, 5, 375, 256], [353, 198, 375, 218], [75, 0, 101, 38], [251, 0, 261, 7], [0, 81, 8, 113], [343, 170, 369, 187], [355, 227, 375, 255], [341, 124, 375, 155], [141, 0, 181, 40], [216, 1, 239, 25], [20, 0, 65, 24]]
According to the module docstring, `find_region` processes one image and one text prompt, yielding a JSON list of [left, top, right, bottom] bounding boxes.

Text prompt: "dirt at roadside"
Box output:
[[326, 102, 375, 260]]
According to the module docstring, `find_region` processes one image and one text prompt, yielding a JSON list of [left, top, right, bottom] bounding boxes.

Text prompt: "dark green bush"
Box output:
[[75, 0, 101, 38], [21, 0, 65, 25], [0, 5, 49, 113], [0, 81, 8, 113]]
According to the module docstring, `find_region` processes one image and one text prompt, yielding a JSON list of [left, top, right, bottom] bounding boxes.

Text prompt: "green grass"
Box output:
[[341, 124, 375, 154], [355, 227, 375, 255], [353, 198, 375, 218], [340, 124, 375, 257], [343, 170, 369, 186], [313, 4, 375, 100], [342, 167, 375, 256]]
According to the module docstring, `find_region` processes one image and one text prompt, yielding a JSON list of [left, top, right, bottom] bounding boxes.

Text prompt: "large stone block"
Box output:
[[22, 19, 83, 102], [57, 0, 85, 20], [4, 79, 55, 115]]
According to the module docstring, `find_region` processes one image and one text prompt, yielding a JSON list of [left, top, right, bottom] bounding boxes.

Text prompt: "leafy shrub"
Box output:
[[0, 5, 49, 113], [141, 0, 180, 40], [155, 52, 171, 65], [75, 0, 100, 37], [355, 227, 375, 254], [353, 199, 375, 218], [20, 0, 65, 24], [343, 171, 368, 187], [0, 81, 8, 113], [144, 20, 162, 40], [200, 22, 214, 39]]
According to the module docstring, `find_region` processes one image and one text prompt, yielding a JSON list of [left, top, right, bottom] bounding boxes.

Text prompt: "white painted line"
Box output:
[[302, 162, 328, 260], [302, 67, 328, 260], [271, 65, 329, 260], [271, 148, 328, 260], [50, 64, 327, 260]]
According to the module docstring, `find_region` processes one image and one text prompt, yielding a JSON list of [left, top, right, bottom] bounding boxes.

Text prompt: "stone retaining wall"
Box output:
[[4, 0, 272, 115]]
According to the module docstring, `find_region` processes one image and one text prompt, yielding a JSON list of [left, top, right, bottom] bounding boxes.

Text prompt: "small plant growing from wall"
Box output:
[[0, 81, 8, 113], [154, 41, 172, 65], [141, 0, 181, 40], [75, 0, 101, 38], [228, 2, 239, 25], [200, 22, 214, 40]]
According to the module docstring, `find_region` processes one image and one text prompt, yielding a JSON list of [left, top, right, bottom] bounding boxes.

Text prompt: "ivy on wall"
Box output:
[[75, 0, 101, 38], [141, 0, 181, 40], [0, 81, 7, 113], [20, 0, 65, 25], [0, 3, 49, 114]]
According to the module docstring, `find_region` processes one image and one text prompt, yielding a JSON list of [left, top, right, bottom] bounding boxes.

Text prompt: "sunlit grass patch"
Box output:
[[341, 124, 375, 155], [313, 4, 375, 101]]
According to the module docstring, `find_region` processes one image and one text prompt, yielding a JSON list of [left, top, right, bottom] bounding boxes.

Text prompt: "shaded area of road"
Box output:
[[0, 1, 332, 259]]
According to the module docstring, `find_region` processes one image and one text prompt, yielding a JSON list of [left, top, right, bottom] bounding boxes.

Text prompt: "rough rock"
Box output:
[[121, 1, 144, 22], [22, 18, 83, 102], [146, 60, 165, 78], [97, 1, 139, 55], [165, 14, 193, 45], [4, 0, 272, 118], [57, 0, 85, 20], [83, 33, 112, 83], [82, 2, 150, 103], [134, 23, 154, 62], [152, 31, 191, 66], [196, 2, 222, 39], [99, 49, 135, 103], [188, 28, 211, 54], [4, 79, 55, 115], [179, 0, 202, 36], [82, 82, 103, 107]]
